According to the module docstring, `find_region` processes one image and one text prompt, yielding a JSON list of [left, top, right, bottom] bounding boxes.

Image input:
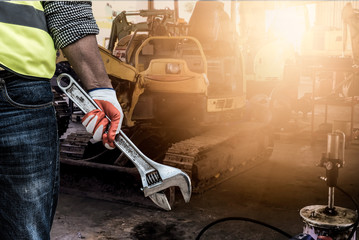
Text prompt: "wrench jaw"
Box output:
[[148, 193, 172, 211], [177, 172, 192, 203], [136, 166, 191, 210], [138, 168, 191, 210], [114, 132, 192, 210], [143, 171, 192, 204]]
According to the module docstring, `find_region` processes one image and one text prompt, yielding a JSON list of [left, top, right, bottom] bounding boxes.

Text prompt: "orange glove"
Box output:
[[317, 237, 333, 240], [82, 89, 123, 149]]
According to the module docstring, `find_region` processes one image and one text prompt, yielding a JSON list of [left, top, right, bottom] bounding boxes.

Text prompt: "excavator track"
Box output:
[[60, 131, 92, 160], [163, 122, 273, 193]]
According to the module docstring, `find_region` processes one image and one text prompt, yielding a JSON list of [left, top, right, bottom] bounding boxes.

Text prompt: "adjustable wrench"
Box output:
[[56, 73, 191, 210]]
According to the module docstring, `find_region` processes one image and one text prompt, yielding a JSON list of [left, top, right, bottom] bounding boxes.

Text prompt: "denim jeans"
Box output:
[[0, 73, 59, 240]]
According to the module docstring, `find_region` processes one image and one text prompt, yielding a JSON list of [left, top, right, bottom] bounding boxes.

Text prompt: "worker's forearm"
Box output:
[[61, 35, 112, 91]]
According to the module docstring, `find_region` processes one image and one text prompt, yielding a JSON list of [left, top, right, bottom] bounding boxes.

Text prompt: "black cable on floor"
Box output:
[[335, 185, 359, 240], [195, 216, 292, 240]]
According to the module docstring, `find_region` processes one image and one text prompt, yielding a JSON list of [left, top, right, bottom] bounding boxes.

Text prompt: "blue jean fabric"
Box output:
[[0, 74, 59, 240]]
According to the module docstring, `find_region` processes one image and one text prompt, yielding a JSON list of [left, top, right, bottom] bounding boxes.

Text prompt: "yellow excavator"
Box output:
[[58, 1, 273, 199]]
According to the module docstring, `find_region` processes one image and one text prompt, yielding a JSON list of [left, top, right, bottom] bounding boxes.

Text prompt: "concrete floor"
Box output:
[[50, 130, 359, 239]]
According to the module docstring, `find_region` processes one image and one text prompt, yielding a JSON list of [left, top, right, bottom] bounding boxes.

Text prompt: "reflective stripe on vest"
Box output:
[[0, 1, 56, 79]]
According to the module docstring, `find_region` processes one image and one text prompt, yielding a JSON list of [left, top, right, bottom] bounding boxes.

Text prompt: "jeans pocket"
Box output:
[[1, 78, 53, 109]]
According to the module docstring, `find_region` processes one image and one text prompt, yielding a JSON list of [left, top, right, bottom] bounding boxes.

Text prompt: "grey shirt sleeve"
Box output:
[[42, 1, 99, 50]]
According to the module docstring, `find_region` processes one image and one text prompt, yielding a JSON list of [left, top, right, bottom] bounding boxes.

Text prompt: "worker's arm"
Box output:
[[62, 35, 123, 149], [43, 2, 122, 149], [61, 35, 112, 90]]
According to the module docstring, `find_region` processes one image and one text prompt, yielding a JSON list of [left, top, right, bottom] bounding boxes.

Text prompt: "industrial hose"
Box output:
[[195, 216, 292, 240], [335, 185, 359, 240]]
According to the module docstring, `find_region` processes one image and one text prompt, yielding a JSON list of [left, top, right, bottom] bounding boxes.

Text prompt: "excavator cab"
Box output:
[[187, 1, 244, 105], [104, 0, 245, 127]]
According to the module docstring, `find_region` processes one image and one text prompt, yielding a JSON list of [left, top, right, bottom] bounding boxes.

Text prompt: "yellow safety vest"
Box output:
[[0, 1, 56, 79]]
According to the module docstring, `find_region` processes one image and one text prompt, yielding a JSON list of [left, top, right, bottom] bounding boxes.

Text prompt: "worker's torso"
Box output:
[[0, 1, 56, 79]]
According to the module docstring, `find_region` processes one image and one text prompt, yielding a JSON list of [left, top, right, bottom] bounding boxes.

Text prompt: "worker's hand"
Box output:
[[82, 88, 123, 149]]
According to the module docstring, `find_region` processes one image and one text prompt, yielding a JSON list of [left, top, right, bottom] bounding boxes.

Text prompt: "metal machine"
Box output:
[[300, 131, 358, 239]]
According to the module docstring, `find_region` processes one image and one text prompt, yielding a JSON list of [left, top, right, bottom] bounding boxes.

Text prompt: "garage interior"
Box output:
[[51, 1, 359, 239]]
